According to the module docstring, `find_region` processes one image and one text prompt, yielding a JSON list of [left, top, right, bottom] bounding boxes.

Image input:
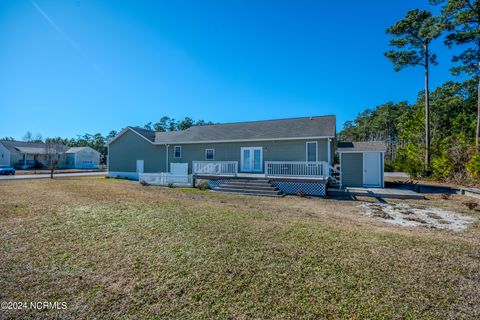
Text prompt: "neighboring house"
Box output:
[[65, 147, 101, 169], [108, 115, 385, 196], [0, 140, 101, 169], [0, 140, 61, 169]]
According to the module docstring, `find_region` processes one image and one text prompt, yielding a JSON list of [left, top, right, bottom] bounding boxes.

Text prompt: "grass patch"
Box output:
[[8, 203, 29, 213], [0, 177, 479, 318]]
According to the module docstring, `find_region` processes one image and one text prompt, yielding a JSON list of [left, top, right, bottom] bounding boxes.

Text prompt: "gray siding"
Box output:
[[341, 153, 363, 187], [9, 150, 23, 168], [109, 130, 166, 173], [169, 138, 329, 174]]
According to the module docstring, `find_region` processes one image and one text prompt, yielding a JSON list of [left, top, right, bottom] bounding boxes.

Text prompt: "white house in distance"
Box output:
[[64, 147, 101, 169]]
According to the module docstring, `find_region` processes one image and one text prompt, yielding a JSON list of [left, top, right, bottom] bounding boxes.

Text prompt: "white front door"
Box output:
[[363, 152, 381, 187], [136, 160, 144, 173], [241, 147, 263, 172]]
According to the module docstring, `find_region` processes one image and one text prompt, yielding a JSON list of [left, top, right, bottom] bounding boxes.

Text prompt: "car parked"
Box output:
[[0, 165, 15, 175]]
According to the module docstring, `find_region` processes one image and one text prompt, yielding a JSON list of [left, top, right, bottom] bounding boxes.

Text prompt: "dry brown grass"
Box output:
[[0, 177, 479, 319]]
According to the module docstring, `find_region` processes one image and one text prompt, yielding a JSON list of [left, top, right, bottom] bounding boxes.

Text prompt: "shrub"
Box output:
[[440, 193, 451, 200], [396, 145, 424, 179], [384, 161, 395, 172], [463, 200, 479, 211], [466, 153, 480, 180], [197, 181, 209, 190], [432, 153, 454, 180], [296, 190, 307, 198], [167, 182, 175, 188]]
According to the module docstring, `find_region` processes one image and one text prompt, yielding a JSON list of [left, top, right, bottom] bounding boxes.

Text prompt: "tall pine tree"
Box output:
[[385, 9, 441, 172]]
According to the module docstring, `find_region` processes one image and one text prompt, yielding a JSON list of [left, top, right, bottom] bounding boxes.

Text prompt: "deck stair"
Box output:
[[213, 178, 284, 197], [328, 165, 341, 188]]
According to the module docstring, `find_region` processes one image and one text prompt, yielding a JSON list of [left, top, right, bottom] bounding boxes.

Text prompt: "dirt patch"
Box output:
[[360, 203, 475, 230]]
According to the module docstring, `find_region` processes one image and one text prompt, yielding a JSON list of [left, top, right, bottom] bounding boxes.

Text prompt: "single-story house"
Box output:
[[108, 115, 386, 196], [0, 140, 59, 169], [0, 140, 100, 169]]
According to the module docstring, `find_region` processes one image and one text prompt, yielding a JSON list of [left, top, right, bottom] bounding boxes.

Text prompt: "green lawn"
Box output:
[[0, 177, 479, 319]]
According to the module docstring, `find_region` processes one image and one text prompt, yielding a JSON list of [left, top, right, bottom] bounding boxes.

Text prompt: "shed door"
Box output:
[[363, 153, 381, 187], [136, 160, 144, 173], [170, 163, 188, 175]]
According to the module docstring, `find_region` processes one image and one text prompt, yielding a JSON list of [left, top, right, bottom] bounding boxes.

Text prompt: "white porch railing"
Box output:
[[265, 161, 328, 178], [192, 161, 238, 175], [139, 173, 193, 187]]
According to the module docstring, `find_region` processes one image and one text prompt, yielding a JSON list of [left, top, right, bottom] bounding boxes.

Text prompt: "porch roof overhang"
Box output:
[[14, 147, 47, 155]]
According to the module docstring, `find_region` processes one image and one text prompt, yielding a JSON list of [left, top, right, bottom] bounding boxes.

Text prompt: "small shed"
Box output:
[[65, 147, 101, 169], [337, 141, 386, 188]]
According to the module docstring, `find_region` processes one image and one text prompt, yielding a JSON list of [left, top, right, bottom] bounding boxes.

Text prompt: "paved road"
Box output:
[[0, 171, 107, 180]]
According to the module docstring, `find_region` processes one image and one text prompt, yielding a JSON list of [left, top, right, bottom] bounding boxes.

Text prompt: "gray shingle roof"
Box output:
[[14, 147, 47, 155], [66, 147, 100, 154], [0, 140, 47, 153], [0, 140, 69, 153], [337, 141, 386, 152], [128, 127, 156, 142], [154, 116, 336, 144]]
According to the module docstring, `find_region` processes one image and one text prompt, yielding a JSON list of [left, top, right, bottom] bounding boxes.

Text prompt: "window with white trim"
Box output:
[[205, 149, 214, 160], [306, 141, 317, 162], [174, 146, 181, 158]]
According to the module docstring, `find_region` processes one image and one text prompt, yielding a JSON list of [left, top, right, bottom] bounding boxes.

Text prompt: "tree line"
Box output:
[[339, 0, 480, 182], [1, 116, 213, 163]]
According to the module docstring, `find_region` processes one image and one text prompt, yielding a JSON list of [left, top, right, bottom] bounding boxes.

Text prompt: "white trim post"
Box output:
[[327, 138, 331, 165], [339, 152, 342, 189], [327, 138, 332, 176]]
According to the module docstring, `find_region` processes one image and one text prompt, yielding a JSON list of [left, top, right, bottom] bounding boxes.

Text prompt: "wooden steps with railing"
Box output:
[[212, 178, 284, 197]]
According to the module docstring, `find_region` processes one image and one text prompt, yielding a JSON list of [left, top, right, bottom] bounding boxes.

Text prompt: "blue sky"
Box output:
[[0, 0, 461, 139]]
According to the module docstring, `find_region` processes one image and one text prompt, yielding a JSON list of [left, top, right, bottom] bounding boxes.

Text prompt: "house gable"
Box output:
[[108, 127, 155, 145]]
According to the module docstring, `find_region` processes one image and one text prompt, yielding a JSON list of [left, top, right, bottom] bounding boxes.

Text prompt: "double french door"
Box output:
[[241, 147, 263, 172]]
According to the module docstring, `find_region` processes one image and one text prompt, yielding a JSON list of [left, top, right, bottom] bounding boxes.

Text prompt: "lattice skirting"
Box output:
[[272, 182, 326, 196], [207, 179, 233, 189]]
